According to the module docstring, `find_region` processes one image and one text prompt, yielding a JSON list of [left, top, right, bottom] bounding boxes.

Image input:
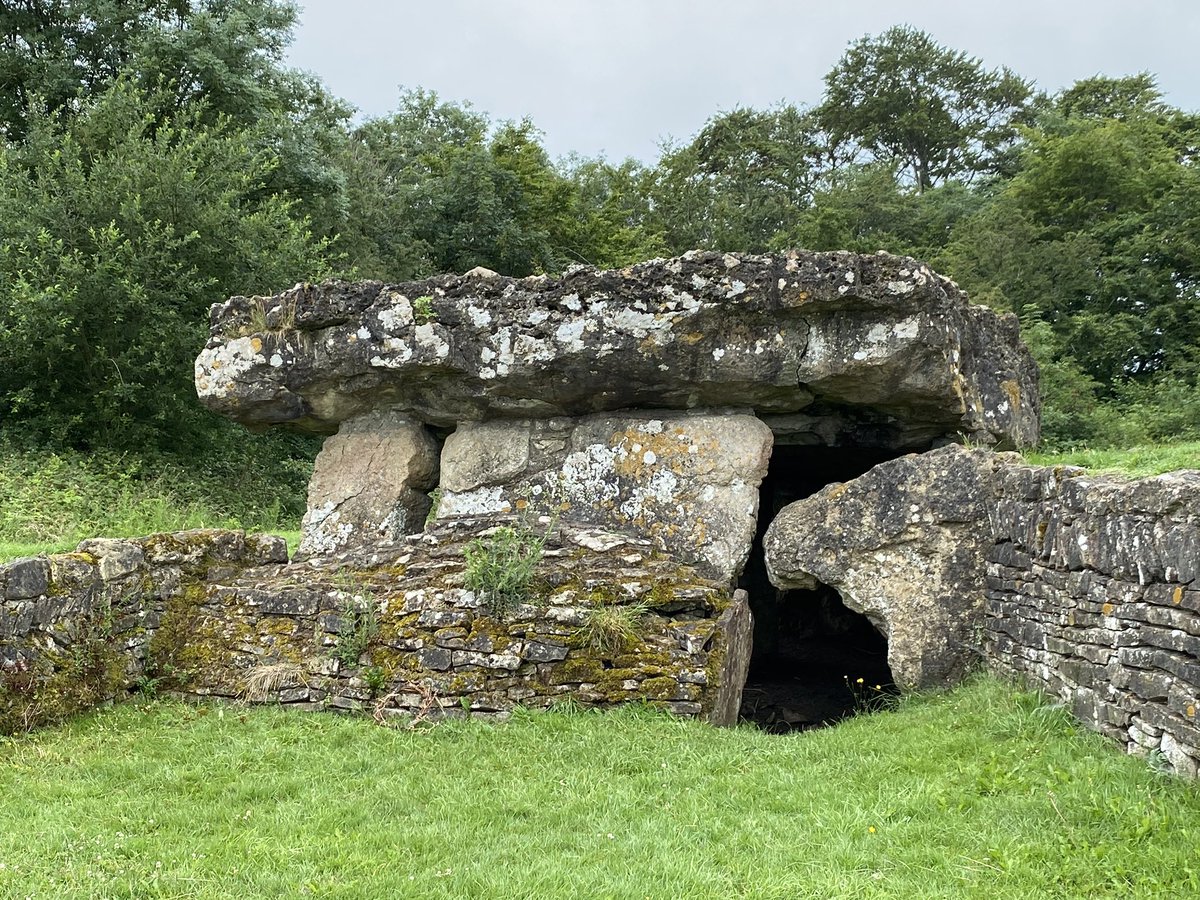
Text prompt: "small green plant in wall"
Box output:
[[413, 295, 435, 324], [464, 524, 544, 617], [333, 588, 380, 668]]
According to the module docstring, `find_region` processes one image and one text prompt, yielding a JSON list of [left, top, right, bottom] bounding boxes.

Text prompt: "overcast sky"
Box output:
[[286, 1, 1200, 163]]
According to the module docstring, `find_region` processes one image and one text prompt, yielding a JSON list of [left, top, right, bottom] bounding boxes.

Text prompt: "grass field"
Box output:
[[2, 676, 1198, 899], [0, 448, 307, 561], [1025, 441, 1200, 478]]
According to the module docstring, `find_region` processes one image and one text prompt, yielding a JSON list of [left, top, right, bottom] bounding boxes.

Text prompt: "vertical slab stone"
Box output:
[[706, 589, 754, 726], [298, 410, 439, 558], [437, 412, 773, 584]]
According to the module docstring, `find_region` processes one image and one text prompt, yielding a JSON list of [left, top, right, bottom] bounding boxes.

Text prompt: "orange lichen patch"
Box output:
[[250, 337, 263, 353], [1187, 704, 1196, 718], [1173, 586, 1184, 605], [1001, 379, 1021, 411], [1101, 602, 1115, 616]]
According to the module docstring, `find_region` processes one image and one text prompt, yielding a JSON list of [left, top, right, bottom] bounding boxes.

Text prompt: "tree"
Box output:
[[772, 164, 982, 259], [646, 105, 823, 253], [336, 90, 663, 279], [816, 26, 1032, 191], [0, 80, 330, 452], [0, 0, 350, 225], [940, 76, 1200, 445]]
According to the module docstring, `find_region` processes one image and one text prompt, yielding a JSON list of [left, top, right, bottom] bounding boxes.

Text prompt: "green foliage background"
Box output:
[[0, 9, 1197, 531]]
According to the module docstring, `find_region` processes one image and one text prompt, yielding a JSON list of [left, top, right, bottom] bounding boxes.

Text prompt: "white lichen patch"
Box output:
[[414, 323, 450, 359], [555, 319, 587, 351], [437, 485, 509, 517], [377, 294, 414, 332], [467, 305, 492, 328], [195, 336, 266, 398]]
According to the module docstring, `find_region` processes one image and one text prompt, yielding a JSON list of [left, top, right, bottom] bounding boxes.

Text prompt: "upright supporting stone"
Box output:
[[706, 589, 754, 725], [763, 445, 995, 689], [298, 410, 439, 558], [437, 412, 773, 584]]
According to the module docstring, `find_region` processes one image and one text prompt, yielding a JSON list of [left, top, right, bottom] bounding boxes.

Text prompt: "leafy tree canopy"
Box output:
[[816, 25, 1033, 190]]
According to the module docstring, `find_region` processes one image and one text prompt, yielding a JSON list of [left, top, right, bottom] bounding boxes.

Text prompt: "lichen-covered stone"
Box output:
[[763, 445, 996, 689], [195, 250, 1039, 449], [438, 412, 772, 583], [985, 461, 1200, 776], [298, 410, 439, 558], [2, 523, 752, 731]]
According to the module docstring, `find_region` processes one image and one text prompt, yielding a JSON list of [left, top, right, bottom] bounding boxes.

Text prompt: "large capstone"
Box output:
[[762, 445, 996, 690], [195, 250, 1039, 450], [437, 412, 773, 584]]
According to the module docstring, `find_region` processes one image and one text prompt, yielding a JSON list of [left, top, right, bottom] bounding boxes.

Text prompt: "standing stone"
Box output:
[[438, 412, 773, 584], [763, 445, 996, 689], [298, 410, 439, 558]]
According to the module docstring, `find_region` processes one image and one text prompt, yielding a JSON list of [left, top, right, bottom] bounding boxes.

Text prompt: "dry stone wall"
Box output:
[[762, 445, 1200, 774], [1, 525, 751, 732], [986, 464, 1200, 775]]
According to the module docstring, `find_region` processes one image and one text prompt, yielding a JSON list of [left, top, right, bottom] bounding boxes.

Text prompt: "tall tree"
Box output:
[[0, 80, 330, 451], [816, 26, 1032, 191], [647, 104, 823, 253]]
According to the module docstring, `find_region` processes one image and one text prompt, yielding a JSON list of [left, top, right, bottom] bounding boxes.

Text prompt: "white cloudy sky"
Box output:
[[287, 0, 1199, 163]]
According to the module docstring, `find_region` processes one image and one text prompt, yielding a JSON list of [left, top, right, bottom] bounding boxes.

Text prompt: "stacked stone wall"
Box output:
[[986, 464, 1200, 775], [1, 524, 750, 732]]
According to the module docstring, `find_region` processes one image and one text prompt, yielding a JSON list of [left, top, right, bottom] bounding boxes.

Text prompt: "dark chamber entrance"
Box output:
[[738, 445, 901, 733]]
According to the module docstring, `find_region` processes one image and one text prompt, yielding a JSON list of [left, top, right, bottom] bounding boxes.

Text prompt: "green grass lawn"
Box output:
[[2, 676, 1198, 899], [0, 448, 306, 562], [1026, 440, 1200, 478]]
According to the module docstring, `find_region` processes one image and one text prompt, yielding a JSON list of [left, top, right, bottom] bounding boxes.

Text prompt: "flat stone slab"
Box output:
[[195, 250, 1039, 449]]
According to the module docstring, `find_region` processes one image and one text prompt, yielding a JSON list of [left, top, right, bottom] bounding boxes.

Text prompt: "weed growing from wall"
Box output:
[[576, 601, 649, 655], [334, 589, 380, 668], [412, 295, 435, 324], [463, 524, 544, 617]]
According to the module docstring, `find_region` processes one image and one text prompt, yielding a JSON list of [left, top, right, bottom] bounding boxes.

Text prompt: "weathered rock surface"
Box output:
[[986, 461, 1200, 775], [764, 446, 997, 689], [195, 250, 1039, 450], [437, 412, 773, 583], [298, 410, 439, 559], [2, 525, 752, 729]]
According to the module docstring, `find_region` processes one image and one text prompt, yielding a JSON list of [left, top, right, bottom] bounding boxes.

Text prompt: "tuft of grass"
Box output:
[[1025, 441, 1200, 478], [576, 601, 649, 655], [232, 295, 298, 338], [241, 662, 309, 703], [1, 676, 1199, 897]]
